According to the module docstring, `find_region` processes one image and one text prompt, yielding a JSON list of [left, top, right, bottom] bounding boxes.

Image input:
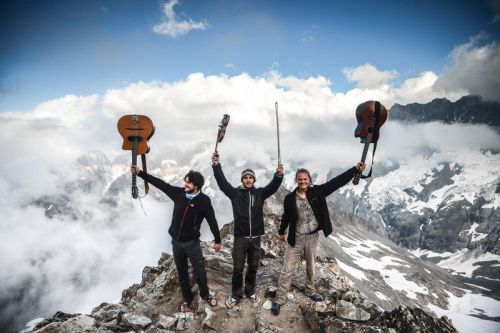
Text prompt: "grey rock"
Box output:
[[174, 312, 194, 330], [121, 313, 152, 329], [33, 322, 61, 333], [262, 299, 273, 310], [202, 307, 217, 330], [314, 301, 328, 313], [157, 315, 177, 330], [91, 303, 127, 323], [144, 326, 173, 333], [336, 300, 371, 321], [59, 315, 95, 332]]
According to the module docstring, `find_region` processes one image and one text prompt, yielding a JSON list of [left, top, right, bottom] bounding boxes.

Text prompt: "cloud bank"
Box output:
[[434, 33, 500, 102]]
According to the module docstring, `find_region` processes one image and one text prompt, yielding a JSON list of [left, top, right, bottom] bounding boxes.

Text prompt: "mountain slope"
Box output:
[[23, 196, 462, 333], [389, 95, 500, 130], [19, 178, 500, 333]]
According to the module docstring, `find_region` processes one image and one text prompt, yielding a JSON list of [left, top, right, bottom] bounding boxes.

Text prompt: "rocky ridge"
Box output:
[[26, 211, 458, 333]]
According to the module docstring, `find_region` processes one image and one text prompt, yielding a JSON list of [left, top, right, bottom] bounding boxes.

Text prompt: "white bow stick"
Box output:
[[275, 102, 281, 164]]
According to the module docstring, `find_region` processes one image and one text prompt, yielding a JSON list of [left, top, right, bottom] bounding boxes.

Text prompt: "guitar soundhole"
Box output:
[[128, 136, 143, 142]]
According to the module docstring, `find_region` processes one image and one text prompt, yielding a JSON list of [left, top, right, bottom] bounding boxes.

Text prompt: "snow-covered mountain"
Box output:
[[16, 153, 500, 333], [328, 149, 500, 286], [390, 95, 500, 130]]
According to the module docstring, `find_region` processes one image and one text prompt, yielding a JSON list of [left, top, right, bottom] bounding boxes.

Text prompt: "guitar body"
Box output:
[[117, 114, 155, 198], [214, 114, 230, 153], [354, 101, 387, 143], [117, 115, 155, 154], [352, 101, 387, 185]]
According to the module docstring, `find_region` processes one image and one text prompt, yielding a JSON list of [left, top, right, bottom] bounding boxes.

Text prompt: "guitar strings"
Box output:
[[130, 192, 148, 216]]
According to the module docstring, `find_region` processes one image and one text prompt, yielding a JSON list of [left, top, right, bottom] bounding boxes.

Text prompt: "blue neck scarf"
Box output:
[[185, 191, 200, 200]]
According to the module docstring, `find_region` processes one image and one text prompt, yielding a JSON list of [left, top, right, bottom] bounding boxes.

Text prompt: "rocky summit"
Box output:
[[26, 215, 458, 333]]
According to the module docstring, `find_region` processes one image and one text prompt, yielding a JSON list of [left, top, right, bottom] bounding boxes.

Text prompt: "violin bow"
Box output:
[[275, 102, 281, 164]]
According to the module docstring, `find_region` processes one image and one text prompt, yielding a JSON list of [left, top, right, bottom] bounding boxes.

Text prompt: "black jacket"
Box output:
[[278, 167, 357, 246], [212, 164, 283, 237], [137, 171, 221, 244]]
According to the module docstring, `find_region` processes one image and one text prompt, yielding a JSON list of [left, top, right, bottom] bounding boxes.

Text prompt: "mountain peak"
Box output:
[[26, 209, 459, 333], [389, 95, 500, 129]]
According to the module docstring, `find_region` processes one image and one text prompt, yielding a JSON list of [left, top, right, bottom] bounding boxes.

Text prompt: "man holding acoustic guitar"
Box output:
[[130, 166, 221, 312]]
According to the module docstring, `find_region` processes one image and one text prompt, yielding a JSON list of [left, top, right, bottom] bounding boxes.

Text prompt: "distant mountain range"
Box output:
[[389, 95, 500, 130]]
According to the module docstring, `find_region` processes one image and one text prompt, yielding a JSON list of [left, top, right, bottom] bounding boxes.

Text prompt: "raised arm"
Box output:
[[316, 162, 365, 197], [211, 153, 238, 199], [131, 166, 181, 200], [261, 163, 284, 199]]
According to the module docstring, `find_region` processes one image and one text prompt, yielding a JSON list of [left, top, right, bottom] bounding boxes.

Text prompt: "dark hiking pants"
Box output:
[[232, 236, 261, 300], [172, 239, 210, 303]]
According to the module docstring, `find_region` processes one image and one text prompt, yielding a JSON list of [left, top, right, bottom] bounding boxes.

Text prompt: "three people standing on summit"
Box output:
[[131, 135, 365, 315]]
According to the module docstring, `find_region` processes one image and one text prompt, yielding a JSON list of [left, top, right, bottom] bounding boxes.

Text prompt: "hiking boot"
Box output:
[[248, 293, 260, 304], [309, 293, 323, 302], [225, 295, 238, 309], [271, 302, 281, 316]]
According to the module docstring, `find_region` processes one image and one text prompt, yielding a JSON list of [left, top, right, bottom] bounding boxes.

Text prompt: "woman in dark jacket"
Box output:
[[271, 163, 365, 315]]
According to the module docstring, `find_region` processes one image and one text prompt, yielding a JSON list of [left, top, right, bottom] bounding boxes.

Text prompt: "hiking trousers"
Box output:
[[232, 236, 261, 300], [172, 238, 210, 303], [275, 232, 319, 305]]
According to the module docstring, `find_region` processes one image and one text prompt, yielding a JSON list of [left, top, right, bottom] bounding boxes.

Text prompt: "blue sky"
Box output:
[[1, 0, 499, 112]]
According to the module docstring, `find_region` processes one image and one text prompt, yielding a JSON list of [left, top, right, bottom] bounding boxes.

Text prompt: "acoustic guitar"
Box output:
[[117, 114, 155, 198], [353, 101, 387, 185], [214, 114, 230, 153]]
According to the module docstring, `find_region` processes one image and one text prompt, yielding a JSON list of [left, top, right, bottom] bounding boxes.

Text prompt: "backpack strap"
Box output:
[[361, 101, 381, 179], [141, 153, 149, 194]]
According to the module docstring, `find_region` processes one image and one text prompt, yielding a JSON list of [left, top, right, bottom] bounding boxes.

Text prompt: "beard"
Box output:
[[184, 186, 198, 194]]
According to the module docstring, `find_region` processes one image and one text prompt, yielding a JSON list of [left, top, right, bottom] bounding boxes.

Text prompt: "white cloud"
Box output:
[[342, 63, 398, 89], [434, 33, 500, 102], [153, 0, 209, 38]]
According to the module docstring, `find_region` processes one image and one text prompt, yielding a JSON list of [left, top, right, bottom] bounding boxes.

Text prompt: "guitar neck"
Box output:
[[360, 132, 373, 163], [353, 132, 372, 185], [132, 139, 138, 187], [131, 138, 139, 198]]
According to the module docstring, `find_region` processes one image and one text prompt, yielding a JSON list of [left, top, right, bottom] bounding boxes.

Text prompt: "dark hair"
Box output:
[[295, 168, 312, 183], [184, 170, 205, 189]]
